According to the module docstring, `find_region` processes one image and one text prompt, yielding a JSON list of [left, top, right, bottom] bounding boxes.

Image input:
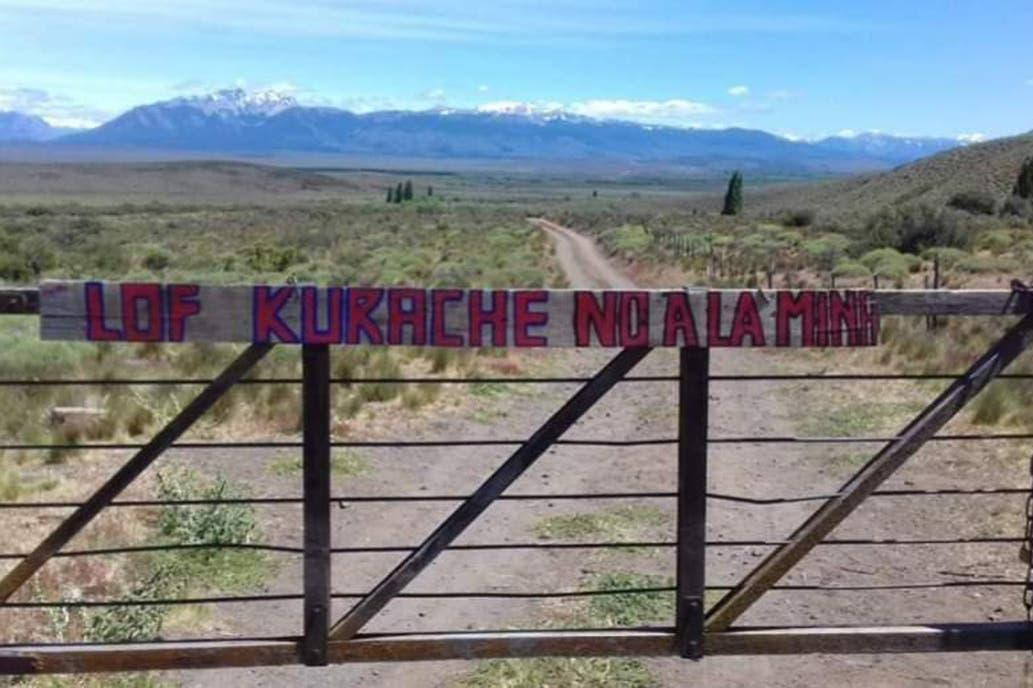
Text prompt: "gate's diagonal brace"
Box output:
[[706, 313, 1033, 632], [328, 347, 653, 641], [0, 344, 273, 602]]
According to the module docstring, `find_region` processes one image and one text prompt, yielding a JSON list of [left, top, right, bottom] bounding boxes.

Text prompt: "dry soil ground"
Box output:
[[17, 221, 1025, 686]]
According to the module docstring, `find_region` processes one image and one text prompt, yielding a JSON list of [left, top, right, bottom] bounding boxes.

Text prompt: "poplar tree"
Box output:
[[1015, 157, 1033, 199], [386, 187, 393, 203], [722, 171, 743, 216], [395, 182, 404, 204], [403, 180, 414, 201], [427, 186, 433, 197]]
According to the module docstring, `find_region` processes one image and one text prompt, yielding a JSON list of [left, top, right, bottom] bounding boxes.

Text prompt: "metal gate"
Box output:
[[0, 285, 1032, 674]]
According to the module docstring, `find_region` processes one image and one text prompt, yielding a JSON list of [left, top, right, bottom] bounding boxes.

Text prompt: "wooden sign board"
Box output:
[[39, 281, 879, 348]]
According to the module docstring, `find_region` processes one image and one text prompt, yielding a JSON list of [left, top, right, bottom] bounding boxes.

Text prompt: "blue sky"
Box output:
[[1, 0, 1031, 139]]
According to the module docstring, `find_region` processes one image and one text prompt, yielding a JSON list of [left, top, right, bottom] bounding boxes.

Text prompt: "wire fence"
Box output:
[[1, 367, 1030, 646]]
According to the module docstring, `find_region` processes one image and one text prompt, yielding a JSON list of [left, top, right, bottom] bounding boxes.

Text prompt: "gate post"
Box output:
[[676, 346, 708, 659], [301, 344, 331, 666]]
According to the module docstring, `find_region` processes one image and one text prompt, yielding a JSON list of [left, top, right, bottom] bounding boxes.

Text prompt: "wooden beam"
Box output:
[[0, 344, 272, 602], [705, 312, 1033, 631], [327, 347, 653, 640], [874, 289, 1033, 316], [708, 622, 1033, 655], [3, 623, 1031, 674], [0, 288, 38, 315], [675, 347, 707, 659], [15, 286, 1033, 320], [301, 344, 331, 666]]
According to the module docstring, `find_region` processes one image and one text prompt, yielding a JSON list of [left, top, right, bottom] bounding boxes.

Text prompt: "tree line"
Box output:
[[386, 180, 433, 204]]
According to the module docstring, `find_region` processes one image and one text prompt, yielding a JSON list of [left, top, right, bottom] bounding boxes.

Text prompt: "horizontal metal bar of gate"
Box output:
[[1, 622, 1031, 673]]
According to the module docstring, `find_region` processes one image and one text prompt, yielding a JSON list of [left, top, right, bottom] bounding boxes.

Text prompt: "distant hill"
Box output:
[[0, 160, 356, 201], [0, 112, 80, 142], [746, 131, 1033, 217], [45, 88, 964, 175]]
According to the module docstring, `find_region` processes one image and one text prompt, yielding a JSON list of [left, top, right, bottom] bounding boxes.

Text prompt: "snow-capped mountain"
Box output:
[[49, 89, 971, 172], [164, 88, 298, 118], [813, 132, 959, 162]]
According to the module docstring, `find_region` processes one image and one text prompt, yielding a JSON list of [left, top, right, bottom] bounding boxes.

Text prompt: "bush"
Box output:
[[920, 247, 969, 269], [603, 225, 652, 255], [863, 204, 968, 253], [142, 248, 172, 272], [832, 259, 871, 279], [155, 469, 256, 548], [1001, 194, 1033, 219], [947, 190, 996, 215], [780, 208, 816, 227], [859, 247, 917, 283]]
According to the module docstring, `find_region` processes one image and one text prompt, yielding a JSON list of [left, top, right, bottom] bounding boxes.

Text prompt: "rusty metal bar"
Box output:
[[705, 312, 1033, 631], [675, 347, 707, 659], [0, 344, 273, 602], [2, 622, 1033, 673], [301, 344, 331, 666], [327, 347, 653, 640]]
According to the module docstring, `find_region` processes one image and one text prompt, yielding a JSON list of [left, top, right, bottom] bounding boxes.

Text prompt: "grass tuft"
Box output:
[[268, 448, 370, 477], [533, 506, 667, 542]]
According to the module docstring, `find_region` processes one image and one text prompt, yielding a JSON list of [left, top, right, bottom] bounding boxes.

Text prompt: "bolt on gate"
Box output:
[[0, 281, 1032, 674]]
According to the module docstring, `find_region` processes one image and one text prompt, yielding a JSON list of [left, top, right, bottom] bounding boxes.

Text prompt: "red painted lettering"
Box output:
[[346, 288, 384, 344], [574, 292, 618, 346], [828, 291, 857, 346], [469, 291, 507, 347], [387, 288, 427, 345], [302, 287, 343, 344], [707, 292, 732, 347], [167, 284, 201, 342], [431, 289, 463, 347], [85, 282, 121, 341], [661, 292, 699, 346], [513, 290, 548, 347], [121, 283, 163, 342], [776, 291, 814, 347], [253, 286, 298, 343], [619, 292, 650, 347], [728, 292, 765, 347]]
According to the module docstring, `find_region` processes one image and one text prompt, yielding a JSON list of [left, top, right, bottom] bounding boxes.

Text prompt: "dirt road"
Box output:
[[180, 221, 1028, 687], [530, 218, 636, 289]]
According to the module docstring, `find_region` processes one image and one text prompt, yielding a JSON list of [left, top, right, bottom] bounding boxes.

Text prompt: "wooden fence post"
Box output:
[[676, 347, 708, 659], [302, 344, 331, 666]]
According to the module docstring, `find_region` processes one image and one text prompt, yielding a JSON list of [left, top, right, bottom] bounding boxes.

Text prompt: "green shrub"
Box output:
[[155, 469, 256, 548], [863, 204, 968, 253], [947, 190, 996, 215], [604, 225, 652, 255], [780, 208, 816, 227], [832, 260, 871, 279], [142, 248, 172, 272]]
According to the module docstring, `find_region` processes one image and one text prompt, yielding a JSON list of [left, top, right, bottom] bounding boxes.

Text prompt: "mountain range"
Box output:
[[0, 88, 981, 174], [0, 111, 80, 142]]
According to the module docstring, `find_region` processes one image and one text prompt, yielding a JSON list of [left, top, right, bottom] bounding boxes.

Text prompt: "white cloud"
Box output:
[[957, 132, 986, 144], [0, 1, 865, 45], [418, 88, 447, 101], [1026, 78, 1033, 86], [727, 85, 749, 97], [767, 89, 792, 100], [570, 98, 714, 120], [477, 85, 490, 93], [0, 86, 110, 127], [477, 100, 564, 116]]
